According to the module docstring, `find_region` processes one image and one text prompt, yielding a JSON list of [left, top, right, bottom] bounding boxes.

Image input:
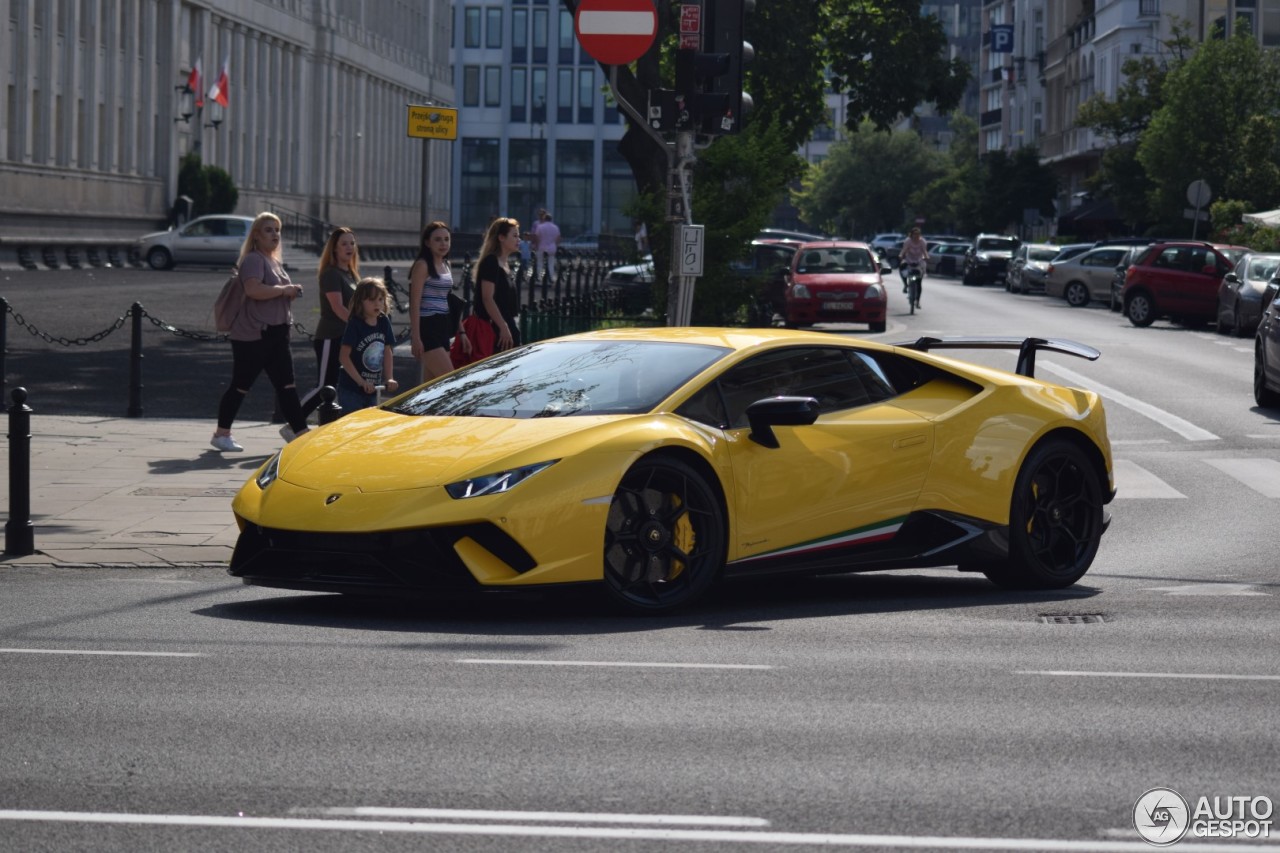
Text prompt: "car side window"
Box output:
[[184, 221, 212, 237], [676, 385, 729, 429], [225, 220, 247, 237], [717, 347, 877, 429]]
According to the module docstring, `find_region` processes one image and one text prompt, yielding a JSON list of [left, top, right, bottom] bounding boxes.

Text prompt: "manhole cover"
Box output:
[[1037, 613, 1107, 624]]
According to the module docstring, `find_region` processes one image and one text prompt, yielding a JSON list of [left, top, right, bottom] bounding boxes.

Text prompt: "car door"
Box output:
[[1082, 248, 1126, 299], [1168, 245, 1225, 315], [711, 346, 934, 565], [172, 218, 216, 264], [217, 218, 248, 266]]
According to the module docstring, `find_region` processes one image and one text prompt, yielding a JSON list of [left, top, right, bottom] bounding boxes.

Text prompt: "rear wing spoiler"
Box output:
[[892, 336, 1100, 378]]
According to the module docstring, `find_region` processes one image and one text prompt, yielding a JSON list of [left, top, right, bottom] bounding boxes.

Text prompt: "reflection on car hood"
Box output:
[[278, 406, 622, 492], [136, 228, 174, 242]]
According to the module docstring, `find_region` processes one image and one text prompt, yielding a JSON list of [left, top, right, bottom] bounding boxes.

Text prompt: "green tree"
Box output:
[[1137, 27, 1280, 230], [176, 151, 239, 216], [794, 125, 945, 236], [205, 164, 239, 214]]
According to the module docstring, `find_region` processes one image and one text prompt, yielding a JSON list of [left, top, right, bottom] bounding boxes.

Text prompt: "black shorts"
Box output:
[[418, 313, 453, 351]]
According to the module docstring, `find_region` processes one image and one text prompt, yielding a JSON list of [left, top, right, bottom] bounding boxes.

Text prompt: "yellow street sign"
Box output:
[[406, 105, 458, 140]]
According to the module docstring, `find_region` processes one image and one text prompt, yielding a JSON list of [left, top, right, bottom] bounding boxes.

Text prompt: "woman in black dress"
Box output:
[[472, 217, 522, 351]]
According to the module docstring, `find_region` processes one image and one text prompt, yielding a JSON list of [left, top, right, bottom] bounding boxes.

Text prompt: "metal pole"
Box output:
[[1, 296, 8, 403], [127, 302, 144, 417], [5, 387, 35, 556]]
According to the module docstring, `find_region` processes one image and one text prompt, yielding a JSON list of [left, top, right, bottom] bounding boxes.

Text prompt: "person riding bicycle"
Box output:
[[898, 227, 930, 307]]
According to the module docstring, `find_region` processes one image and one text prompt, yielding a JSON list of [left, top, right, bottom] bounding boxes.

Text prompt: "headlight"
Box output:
[[865, 283, 884, 300], [791, 283, 810, 299], [256, 453, 281, 490], [445, 460, 558, 499]]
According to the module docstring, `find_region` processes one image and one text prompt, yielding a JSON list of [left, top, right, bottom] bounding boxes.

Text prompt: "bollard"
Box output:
[[127, 301, 144, 417], [317, 385, 343, 425], [5, 387, 35, 556]]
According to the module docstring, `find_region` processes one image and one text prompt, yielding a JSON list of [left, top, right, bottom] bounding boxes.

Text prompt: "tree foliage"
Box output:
[[177, 151, 239, 216]]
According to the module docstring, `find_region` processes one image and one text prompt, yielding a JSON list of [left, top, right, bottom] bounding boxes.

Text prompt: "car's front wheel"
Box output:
[[981, 440, 1104, 590], [602, 456, 726, 613], [146, 247, 173, 270], [1126, 291, 1155, 327]]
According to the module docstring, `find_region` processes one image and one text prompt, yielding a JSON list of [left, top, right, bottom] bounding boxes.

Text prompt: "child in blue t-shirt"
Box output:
[[338, 277, 399, 415]]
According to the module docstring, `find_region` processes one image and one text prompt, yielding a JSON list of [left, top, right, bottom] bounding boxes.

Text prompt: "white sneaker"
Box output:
[[210, 433, 243, 452]]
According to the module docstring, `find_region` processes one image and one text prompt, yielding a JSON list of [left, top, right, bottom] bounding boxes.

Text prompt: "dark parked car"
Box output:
[[1255, 277, 1280, 407], [735, 240, 800, 321], [1121, 241, 1249, 328], [1108, 247, 1146, 312], [963, 234, 1020, 286], [1218, 252, 1280, 338]]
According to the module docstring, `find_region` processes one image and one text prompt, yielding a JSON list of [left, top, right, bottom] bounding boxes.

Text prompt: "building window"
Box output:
[[577, 68, 595, 123], [555, 139, 594, 237], [511, 67, 527, 122], [558, 9, 575, 63], [557, 68, 574, 122], [464, 7, 481, 48], [485, 66, 502, 106], [509, 138, 547, 231], [460, 137, 501, 233], [532, 8, 548, 63], [512, 8, 528, 62], [531, 67, 548, 122], [463, 65, 481, 106], [486, 7, 502, 48]]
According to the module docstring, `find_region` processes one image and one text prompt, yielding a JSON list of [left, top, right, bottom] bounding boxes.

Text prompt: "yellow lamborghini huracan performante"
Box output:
[[230, 328, 1115, 613]]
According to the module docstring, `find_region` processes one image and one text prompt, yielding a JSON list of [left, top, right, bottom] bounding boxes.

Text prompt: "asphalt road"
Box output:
[[2, 266, 1278, 851]]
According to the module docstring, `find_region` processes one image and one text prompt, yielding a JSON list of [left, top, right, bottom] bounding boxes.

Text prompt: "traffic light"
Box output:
[[694, 0, 753, 134]]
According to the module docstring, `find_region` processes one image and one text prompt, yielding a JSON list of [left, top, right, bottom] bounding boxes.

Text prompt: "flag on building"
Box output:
[[207, 57, 230, 108], [188, 59, 203, 108]]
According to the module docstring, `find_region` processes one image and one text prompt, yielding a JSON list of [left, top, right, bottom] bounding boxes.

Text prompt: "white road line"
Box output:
[[1246, 434, 1280, 439], [458, 658, 773, 670], [3, 810, 1277, 851], [1040, 361, 1220, 441], [1203, 458, 1280, 497], [0, 648, 204, 657], [1017, 670, 1280, 682], [1109, 438, 1169, 446], [1111, 460, 1185, 499], [304, 807, 768, 826]]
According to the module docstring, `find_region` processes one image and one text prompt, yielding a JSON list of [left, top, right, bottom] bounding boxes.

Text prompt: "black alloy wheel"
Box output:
[[981, 440, 1104, 590], [603, 457, 726, 613]]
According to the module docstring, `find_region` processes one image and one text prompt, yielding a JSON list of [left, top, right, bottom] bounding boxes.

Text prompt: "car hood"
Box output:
[[277, 407, 625, 492], [136, 228, 174, 242]]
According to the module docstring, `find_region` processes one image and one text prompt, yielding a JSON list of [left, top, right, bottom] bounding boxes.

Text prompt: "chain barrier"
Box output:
[[5, 303, 131, 346]]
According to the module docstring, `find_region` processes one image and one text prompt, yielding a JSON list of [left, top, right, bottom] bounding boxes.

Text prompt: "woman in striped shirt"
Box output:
[[409, 220, 467, 383]]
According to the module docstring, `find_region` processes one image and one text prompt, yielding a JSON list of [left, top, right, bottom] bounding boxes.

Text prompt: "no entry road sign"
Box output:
[[575, 0, 658, 66]]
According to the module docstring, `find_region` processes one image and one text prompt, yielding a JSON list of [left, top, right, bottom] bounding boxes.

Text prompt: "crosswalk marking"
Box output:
[[1112, 460, 1185, 499], [1203, 458, 1280, 498]]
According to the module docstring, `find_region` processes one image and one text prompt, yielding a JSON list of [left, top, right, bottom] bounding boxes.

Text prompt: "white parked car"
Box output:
[[135, 214, 254, 270]]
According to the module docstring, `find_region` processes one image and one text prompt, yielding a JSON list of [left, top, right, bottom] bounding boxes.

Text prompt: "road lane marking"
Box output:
[[3, 809, 1279, 850], [1203, 458, 1280, 497], [1040, 361, 1220, 441], [0, 648, 204, 657], [302, 807, 768, 826], [1144, 583, 1269, 596], [1111, 460, 1185, 499], [1018, 670, 1280, 681], [458, 658, 773, 670]]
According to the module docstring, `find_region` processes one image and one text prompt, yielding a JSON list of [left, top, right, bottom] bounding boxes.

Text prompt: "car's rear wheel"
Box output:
[[1064, 282, 1090, 307], [1126, 291, 1155, 327], [602, 456, 726, 613], [146, 247, 173, 270], [981, 440, 1104, 590], [1255, 344, 1280, 408], [869, 320, 886, 333], [1233, 306, 1248, 338]]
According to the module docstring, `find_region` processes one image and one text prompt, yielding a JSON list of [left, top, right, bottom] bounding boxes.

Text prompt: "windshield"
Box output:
[[1029, 248, 1060, 261], [389, 340, 730, 418], [978, 238, 1019, 251]]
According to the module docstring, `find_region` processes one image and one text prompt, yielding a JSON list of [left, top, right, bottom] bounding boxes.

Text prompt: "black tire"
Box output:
[[1064, 281, 1090, 307], [981, 441, 1104, 590], [602, 456, 726, 613], [869, 320, 886, 333], [1233, 306, 1248, 339], [1126, 291, 1155, 327], [1109, 292, 1121, 312], [147, 247, 173, 270], [1255, 344, 1280, 408]]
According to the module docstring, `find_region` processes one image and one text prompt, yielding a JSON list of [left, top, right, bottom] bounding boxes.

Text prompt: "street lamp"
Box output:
[[174, 84, 194, 124], [203, 101, 223, 130]]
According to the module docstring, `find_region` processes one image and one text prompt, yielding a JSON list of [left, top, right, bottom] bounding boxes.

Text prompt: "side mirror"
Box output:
[[1223, 272, 1239, 283], [746, 396, 819, 448]]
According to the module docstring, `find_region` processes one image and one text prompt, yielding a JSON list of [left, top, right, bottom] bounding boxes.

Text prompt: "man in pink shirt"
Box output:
[[532, 210, 561, 280]]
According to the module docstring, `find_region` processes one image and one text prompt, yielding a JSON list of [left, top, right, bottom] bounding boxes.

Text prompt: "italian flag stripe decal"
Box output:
[[732, 517, 906, 564]]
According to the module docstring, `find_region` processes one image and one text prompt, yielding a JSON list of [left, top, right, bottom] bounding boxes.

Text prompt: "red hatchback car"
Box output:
[[784, 241, 889, 332], [1121, 241, 1249, 327]]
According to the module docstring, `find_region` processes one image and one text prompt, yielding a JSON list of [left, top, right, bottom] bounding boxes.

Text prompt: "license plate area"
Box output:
[[824, 301, 855, 310]]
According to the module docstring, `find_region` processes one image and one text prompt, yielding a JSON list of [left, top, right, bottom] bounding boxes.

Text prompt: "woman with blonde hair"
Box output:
[[300, 226, 359, 418], [210, 211, 309, 451], [472, 217, 522, 352]]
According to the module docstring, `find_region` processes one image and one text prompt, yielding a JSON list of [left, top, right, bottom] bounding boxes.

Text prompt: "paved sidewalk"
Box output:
[[0, 414, 284, 569]]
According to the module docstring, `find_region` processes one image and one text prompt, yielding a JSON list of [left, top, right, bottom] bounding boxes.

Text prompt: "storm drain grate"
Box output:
[[1037, 613, 1107, 624]]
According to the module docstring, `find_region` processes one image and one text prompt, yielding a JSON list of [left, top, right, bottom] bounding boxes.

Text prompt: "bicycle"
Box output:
[[902, 263, 923, 314]]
